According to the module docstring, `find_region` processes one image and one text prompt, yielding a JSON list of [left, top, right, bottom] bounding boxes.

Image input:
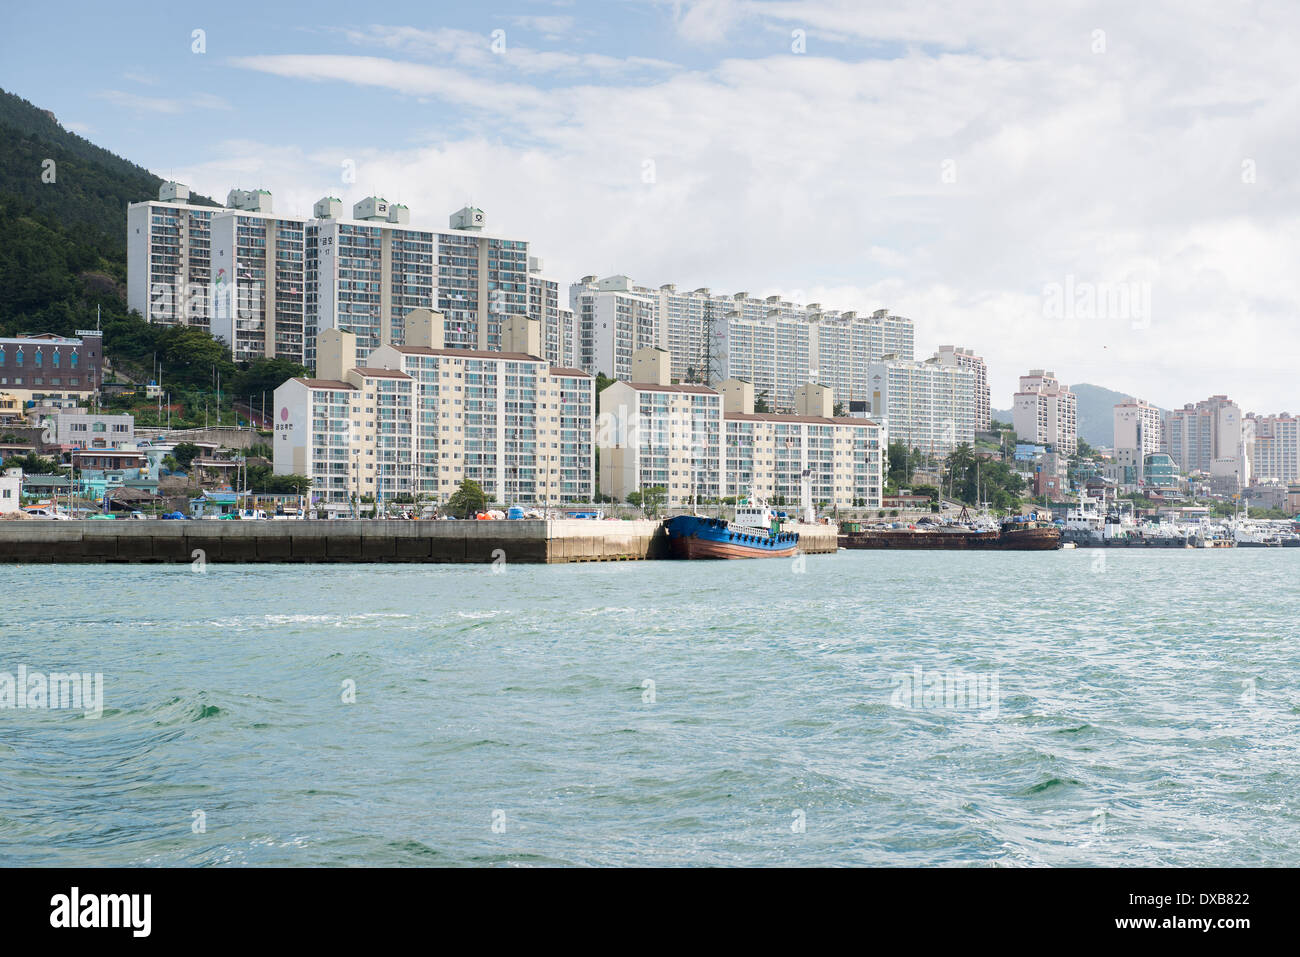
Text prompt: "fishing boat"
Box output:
[[1061, 490, 1106, 546], [664, 495, 799, 559], [1232, 520, 1282, 547]]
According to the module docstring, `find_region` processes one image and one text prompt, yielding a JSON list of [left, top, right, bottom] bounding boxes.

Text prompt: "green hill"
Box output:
[[0, 87, 217, 260], [0, 87, 302, 406]]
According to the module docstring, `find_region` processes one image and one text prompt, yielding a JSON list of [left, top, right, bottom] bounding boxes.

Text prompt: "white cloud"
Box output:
[[329, 24, 678, 76], [214, 3, 1300, 411], [671, 0, 748, 45], [94, 90, 232, 114]]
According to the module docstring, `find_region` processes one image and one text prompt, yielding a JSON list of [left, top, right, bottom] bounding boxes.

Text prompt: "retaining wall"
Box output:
[[0, 518, 837, 564]]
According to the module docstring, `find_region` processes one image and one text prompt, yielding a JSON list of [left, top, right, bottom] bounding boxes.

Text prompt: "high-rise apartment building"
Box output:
[[133, 188, 552, 369], [1249, 413, 1300, 484], [573, 275, 913, 412], [1166, 395, 1250, 489], [645, 284, 734, 383], [432, 206, 531, 353], [568, 276, 661, 381], [598, 349, 884, 508], [867, 355, 975, 456], [1113, 397, 1164, 482], [716, 312, 811, 412], [813, 310, 914, 410], [721, 380, 884, 509], [597, 349, 722, 504], [305, 196, 435, 366], [210, 190, 308, 363], [368, 314, 593, 504], [272, 357, 415, 505], [937, 345, 990, 431], [275, 311, 594, 506], [717, 307, 914, 413], [126, 181, 218, 329], [528, 258, 577, 369], [1013, 370, 1078, 455]]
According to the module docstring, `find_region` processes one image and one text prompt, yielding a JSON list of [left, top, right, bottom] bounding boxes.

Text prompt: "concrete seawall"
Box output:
[[0, 519, 838, 564]]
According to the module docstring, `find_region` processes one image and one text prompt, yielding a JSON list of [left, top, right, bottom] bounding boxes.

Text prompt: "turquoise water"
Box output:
[[2, 550, 1298, 866]]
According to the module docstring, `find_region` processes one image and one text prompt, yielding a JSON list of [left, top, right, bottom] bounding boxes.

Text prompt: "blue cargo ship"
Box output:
[[665, 497, 799, 559]]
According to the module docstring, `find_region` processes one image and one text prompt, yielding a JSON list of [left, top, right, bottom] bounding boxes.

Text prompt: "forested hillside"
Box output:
[[0, 87, 303, 402]]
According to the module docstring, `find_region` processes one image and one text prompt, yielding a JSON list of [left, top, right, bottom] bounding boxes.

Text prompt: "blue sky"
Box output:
[[4, 0, 1299, 413], [5, 1, 683, 163]]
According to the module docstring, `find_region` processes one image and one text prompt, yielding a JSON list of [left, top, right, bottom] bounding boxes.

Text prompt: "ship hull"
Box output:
[[665, 515, 799, 560], [1065, 535, 1196, 547], [839, 525, 1061, 551]]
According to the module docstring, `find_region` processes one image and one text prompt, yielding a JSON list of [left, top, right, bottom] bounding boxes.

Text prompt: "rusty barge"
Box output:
[[838, 517, 1062, 551]]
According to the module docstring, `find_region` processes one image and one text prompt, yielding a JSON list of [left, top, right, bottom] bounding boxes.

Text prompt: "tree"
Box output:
[[267, 474, 311, 494], [833, 401, 846, 417], [1, 452, 62, 474], [172, 442, 201, 470], [943, 443, 1024, 512], [233, 357, 308, 398], [638, 485, 667, 518], [754, 391, 772, 414], [239, 463, 310, 494], [446, 478, 488, 519], [886, 441, 911, 488]]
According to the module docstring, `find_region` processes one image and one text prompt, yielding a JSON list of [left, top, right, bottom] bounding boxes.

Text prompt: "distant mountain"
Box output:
[[1074, 384, 1150, 447], [993, 383, 1164, 449]]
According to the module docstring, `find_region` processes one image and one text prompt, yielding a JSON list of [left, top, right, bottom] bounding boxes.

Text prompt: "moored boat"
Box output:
[[665, 496, 799, 559], [838, 515, 1061, 550]]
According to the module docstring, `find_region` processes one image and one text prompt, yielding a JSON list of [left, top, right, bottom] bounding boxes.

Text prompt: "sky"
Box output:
[[3, 0, 1298, 413]]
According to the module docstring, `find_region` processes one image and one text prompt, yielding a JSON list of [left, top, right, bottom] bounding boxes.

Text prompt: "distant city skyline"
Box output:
[[5, 0, 1298, 411]]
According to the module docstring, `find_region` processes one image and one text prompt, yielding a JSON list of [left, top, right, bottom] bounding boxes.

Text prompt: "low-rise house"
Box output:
[[0, 468, 21, 514], [40, 410, 135, 449]]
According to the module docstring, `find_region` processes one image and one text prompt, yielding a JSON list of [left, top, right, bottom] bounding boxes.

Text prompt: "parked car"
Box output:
[[21, 507, 72, 520]]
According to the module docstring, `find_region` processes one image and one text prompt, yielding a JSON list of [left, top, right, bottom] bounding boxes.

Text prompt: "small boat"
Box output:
[[665, 496, 799, 559]]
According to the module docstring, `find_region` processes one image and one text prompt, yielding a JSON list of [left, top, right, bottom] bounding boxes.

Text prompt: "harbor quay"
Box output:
[[0, 519, 838, 565]]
